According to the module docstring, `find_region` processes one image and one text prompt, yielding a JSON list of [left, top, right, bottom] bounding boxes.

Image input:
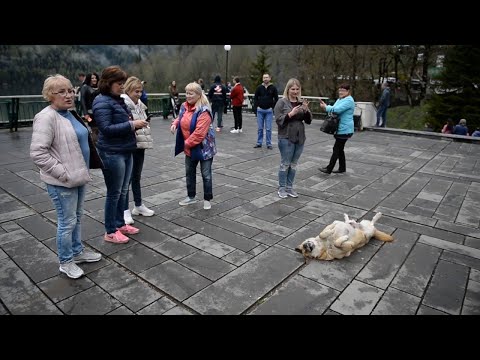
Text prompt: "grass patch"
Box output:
[[387, 104, 429, 130]]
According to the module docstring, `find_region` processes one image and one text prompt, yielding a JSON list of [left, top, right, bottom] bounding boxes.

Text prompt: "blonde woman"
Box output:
[[30, 74, 102, 279], [170, 82, 215, 210], [121, 76, 155, 224], [274, 78, 312, 198]]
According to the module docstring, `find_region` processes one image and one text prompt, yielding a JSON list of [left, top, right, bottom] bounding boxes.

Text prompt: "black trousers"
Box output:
[[232, 106, 243, 129], [327, 137, 348, 172]]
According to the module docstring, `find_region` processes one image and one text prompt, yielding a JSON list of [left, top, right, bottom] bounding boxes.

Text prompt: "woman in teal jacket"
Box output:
[[319, 83, 355, 174]]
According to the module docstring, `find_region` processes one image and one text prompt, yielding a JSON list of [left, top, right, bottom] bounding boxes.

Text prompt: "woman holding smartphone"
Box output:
[[121, 76, 155, 224], [274, 78, 312, 198]]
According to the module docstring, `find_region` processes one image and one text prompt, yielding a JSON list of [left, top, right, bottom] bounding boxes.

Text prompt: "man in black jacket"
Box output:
[[208, 75, 227, 132], [253, 74, 278, 149]]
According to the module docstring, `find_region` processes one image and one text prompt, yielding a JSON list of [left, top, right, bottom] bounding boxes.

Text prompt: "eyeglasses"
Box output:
[[52, 89, 76, 97]]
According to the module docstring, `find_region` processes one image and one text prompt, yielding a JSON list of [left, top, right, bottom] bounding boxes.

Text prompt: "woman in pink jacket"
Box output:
[[30, 75, 102, 279], [170, 82, 215, 210]]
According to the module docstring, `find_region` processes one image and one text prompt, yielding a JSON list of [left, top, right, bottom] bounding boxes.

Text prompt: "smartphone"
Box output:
[[146, 115, 152, 122]]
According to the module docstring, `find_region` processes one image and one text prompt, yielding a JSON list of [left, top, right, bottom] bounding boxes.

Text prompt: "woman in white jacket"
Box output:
[[121, 77, 154, 224], [30, 74, 102, 279]]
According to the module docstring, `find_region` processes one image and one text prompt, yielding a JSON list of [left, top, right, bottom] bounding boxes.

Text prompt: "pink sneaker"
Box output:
[[117, 224, 139, 235], [104, 230, 129, 244]]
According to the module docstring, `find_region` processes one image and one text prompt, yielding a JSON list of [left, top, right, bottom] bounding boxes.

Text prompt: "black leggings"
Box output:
[[327, 137, 348, 172]]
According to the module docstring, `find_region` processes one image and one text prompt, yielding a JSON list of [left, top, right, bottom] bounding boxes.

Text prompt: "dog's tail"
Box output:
[[374, 229, 393, 242], [371, 212, 382, 226]]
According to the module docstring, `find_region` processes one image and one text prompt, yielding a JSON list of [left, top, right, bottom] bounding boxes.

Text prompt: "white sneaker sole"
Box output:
[[73, 255, 102, 264], [59, 267, 84, 279], [131, 210, 154, 216], [179, 200, 198, 206]]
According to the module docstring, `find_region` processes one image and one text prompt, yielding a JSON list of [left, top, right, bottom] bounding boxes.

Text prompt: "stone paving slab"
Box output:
[[1, 117, 480, 315], [249, 275, 339, 315], [184, 246, 302, 314], [371, 287, 421, 315], [422, 260, 469, 315]]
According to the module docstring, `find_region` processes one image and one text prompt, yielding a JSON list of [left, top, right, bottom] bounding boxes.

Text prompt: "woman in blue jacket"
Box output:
[[93, 66, 149, 243], [319, 83, 355, 174]]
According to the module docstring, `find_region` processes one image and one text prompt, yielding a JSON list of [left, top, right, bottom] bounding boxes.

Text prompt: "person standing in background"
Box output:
[[253, 74, 278, 149], [230, 76, 244, 133], [75, 72, 86, 115], [207, 75, 227, 132], [274, 78, 312, 198], [140, 80, 149, 116], [80, 72, 100, 142], [224, 81, 232, 113], [198, 78, 205, 92], [376, 81, 391, 127], [121, 76, 155, 225], [93, 66, 149, 244], [30, 74, 102, 279]]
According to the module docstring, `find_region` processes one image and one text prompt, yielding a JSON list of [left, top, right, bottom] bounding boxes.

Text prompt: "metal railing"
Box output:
[[0, 93, 333, 131]]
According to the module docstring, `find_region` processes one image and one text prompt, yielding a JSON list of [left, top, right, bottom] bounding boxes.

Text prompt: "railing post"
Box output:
[[8, 97, 20, 132]]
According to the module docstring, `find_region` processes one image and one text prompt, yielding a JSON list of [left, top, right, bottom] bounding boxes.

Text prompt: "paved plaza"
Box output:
[[0, 113, 479, 315]]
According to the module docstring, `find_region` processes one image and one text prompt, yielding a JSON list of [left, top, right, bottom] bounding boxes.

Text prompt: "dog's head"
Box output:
[[295, 238, 316, 257]]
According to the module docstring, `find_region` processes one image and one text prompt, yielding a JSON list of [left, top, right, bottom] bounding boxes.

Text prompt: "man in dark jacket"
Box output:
[[253, 73, 278, 149], [207, 75, 227, 132]]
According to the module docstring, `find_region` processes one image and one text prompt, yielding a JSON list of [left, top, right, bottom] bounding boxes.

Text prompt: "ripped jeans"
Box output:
[[278, 138, 304, 189]]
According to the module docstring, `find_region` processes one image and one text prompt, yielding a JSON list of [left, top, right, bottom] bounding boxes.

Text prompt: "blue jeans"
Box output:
[[125, 149, 145, 208], [278, 138, 304, 189], [185, 155, 213, 201], [98, 150, 133, 234], [46, 184, 86, 264], [212, 102, 224, 128], [256, 108, 273, 146], [376, 106, 387, 127]]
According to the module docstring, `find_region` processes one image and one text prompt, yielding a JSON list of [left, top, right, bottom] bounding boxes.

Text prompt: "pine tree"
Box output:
[[426, 45, 480, 132], [247, 46, 272, 91]]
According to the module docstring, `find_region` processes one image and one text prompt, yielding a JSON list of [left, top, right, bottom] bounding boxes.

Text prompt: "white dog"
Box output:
[[295, 212, 393, 261]]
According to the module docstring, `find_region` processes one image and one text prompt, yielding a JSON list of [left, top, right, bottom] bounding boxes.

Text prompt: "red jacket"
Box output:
[[172, 102, 211, 157], [230, 83, 244, 107]]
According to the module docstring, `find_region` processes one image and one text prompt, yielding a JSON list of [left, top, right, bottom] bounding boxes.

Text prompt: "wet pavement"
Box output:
[[0, 113, 479, 315]]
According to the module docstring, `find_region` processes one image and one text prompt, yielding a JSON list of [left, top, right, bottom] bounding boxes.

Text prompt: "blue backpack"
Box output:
[[174, 104, 216, 161]]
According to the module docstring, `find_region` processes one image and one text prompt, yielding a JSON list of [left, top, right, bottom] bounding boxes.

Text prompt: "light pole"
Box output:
[[224, 45, 231, 88], [224, 45, 231, 114]]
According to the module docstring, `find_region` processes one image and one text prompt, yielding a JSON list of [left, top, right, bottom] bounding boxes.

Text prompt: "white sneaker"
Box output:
[[204, 200, 211, 210], [132, 204, 155, 216], [238, 128, 243, 133], [230, 129, 239, 133], [124, 210, 134, 225], [73, 249, 102, 264], [59, 261, 84, 279], [179, 197, 198, 206]]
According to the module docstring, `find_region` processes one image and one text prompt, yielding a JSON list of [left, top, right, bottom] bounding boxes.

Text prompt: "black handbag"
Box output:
[[320, 112, 339, 134], [70, 110, 104, 169]]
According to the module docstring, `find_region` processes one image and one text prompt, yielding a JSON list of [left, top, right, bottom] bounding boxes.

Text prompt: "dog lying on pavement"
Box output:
[[295, 212, 393, 261]]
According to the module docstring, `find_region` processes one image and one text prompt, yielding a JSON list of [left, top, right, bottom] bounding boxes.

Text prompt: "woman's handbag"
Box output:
[[320, 112, 339, 135]]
